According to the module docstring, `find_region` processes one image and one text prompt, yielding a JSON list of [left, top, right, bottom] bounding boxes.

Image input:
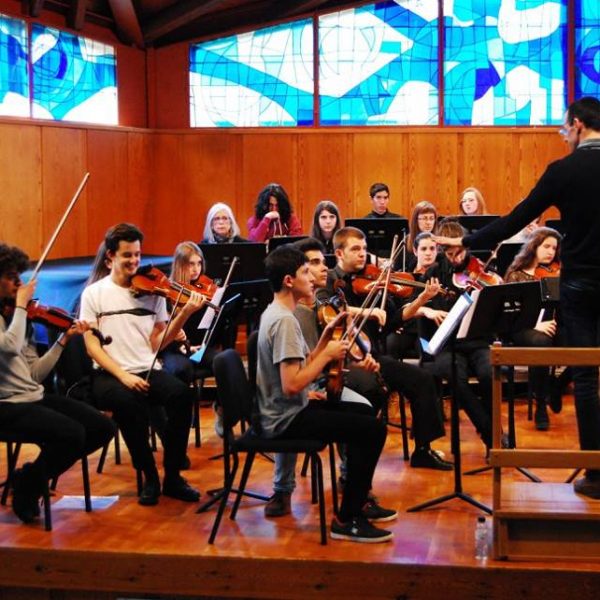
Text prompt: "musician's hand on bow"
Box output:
[[432, 235, 464, 248], [355, 353, 380, 373], [369, 307, 387, 327], [535, 319, 557, 338], [174, 329, 187, 342], [15, 279, 36, 309]]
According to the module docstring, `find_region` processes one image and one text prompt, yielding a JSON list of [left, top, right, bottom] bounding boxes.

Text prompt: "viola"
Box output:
[[534, 261, 560, 279], [452, 255, 503, 290], [352, 264, 453, 299], [130, 266, 220, 313], [2, 300, 111, 346]]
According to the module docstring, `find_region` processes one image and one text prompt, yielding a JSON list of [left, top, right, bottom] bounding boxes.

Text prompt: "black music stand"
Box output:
[[267, 235, 307, 252], [545, 218, 564, 235], [409, 293, 492, 514], [408, 282, 542, 514], [457, 215, 500, 238], [345, 218, 408, 261], [199, 242, 266, 284]]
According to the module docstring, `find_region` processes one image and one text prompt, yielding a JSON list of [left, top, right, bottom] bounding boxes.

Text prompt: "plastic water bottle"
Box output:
[[474, 516, 489, 560]]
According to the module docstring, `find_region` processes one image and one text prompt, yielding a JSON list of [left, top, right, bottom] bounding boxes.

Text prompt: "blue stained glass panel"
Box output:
[[575, 0, 600, 98], [31, 24, 117, 124], [318, 1, 439, 126], [189, 20, 314, 127], [0, 15, 29, 117], [444, 0, 567, 125]]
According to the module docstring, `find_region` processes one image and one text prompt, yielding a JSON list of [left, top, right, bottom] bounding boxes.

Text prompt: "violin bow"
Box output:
[[31, 172, 90, 280], [145, 285, 185, 383]]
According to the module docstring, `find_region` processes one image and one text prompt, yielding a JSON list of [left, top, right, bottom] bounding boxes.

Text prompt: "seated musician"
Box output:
[[265, 238, 397, 519], [201, 203, 248, 244], [363, 183, 404, 219], [79, 223, 204, 506], [0, 243, 114, 523], [247, 183, 303, 242], [422, 219, 501, 451], [504, 227, 567, 430], [387, 232, 447, 359], [256, 244, 395, 543], [326, 227, 452, 471]]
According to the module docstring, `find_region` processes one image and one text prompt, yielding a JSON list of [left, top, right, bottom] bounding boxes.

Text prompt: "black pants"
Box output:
[[512, 328, 553, 400], [92, 370, 193, 476], [277, 401, 387, 522], [0, 394, 115, 484], [426, 339, 492, 447]]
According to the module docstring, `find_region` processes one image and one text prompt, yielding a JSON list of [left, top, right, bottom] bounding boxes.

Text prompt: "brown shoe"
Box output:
[[264, 491, 291, 517]]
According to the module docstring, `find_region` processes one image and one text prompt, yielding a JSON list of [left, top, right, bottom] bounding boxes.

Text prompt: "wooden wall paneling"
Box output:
[[147, 132, 187, 253], [85, 129, 131, 250], [405, 131, 458, 218], [518, 132, 567, 221], [296, 132, 352, 229], [179, 132, 241, 244], [351, 132, 407, 218], [459, 131, 521, 215], [126, 131, 154, 240], [40, 127, 88, 259], [0, 124, 42, 258], [240, 133, 298, 234]]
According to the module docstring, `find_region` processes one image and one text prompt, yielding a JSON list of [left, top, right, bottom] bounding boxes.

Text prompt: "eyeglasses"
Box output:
[[417, 215, 436, 222]]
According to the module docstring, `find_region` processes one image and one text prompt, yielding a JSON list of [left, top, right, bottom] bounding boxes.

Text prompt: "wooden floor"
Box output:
[[0, 390, 599, 600]]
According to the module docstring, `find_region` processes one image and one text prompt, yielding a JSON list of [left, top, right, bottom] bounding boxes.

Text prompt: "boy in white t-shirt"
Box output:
[[80, 223, 204, 506]]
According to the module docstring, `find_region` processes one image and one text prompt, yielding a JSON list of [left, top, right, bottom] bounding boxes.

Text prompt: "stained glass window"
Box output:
[[31, 24, 117, 124], [318, 1, 439, 126], [444, 0, 567, 125], [575, 1, 600, 98], [189, 20, 314, 127], [0, 14, 29, 118]]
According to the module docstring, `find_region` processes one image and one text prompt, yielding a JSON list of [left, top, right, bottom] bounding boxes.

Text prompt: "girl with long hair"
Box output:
[[310, 200, 341, 254]]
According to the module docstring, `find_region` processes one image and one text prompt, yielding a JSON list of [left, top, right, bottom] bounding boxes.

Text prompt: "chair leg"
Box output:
[[193, 380, 202, 448], [2, 441, 20, 506], [300, 453, 310, 477], [114, 431, 121, 465], [230, 452, 254, 521], [41, 479, 52, 532], [82, 456, 92, 512], [312, 453, 327, 545], [398, 394, 410, 461], [328, 444, 339, 517], [209, 453, 240, 545]]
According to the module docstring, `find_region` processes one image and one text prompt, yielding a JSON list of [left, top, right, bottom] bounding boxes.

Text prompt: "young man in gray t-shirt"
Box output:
[[256, 245, 395, 543]]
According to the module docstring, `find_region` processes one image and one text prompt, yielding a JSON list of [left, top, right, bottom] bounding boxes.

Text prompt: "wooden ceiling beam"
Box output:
[[143, 0, 230, 45], [107, 0, 145, 48], [275, 0, 334, 19], [68, 0, 86, 30], [25, 0, 45, 18]]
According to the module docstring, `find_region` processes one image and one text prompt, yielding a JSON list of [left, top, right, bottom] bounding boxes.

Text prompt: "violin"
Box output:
[[2, 300, 111, 346], [452, 255, 503, 290], [130, 266, 220, 313], [351, 264, 453, 299], [534, 261, 560, 279]]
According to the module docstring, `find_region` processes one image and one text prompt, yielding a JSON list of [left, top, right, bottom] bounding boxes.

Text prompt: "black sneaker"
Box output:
[[163, 476, 200, 502], [361, 499, 397, 522], [330, 516, 393, 543], [138, 479, 161, 506], [264, 491, 291, 517], [535, 402, 550, 431]]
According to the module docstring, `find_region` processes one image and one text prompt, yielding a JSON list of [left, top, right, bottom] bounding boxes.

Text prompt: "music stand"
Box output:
[[199, 243, 266, 284], [545, 218, 564, 235], [408, 282, 542, 514], [345, 218, 408, 261], [457, 215, 500, 237], [495, 243, 522, 278], [267, 235, 307, 252]]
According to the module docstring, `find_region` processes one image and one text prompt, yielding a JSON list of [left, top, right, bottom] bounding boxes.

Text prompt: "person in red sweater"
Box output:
[[247, 183, 303, 242]]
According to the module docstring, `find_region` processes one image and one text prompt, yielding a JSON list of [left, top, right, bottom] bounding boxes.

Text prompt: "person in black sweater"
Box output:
[[363, 183, 404, 219], [434, 96, 600, 500]]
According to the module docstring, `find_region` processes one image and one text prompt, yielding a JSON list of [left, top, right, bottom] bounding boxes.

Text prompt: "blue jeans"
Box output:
[[560, 278, 600, 451]]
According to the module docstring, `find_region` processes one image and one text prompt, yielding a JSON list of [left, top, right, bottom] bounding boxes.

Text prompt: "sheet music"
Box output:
[[198, 287, 225, 329], [457, 288, 480, 339], [421, 292, 473, 356]]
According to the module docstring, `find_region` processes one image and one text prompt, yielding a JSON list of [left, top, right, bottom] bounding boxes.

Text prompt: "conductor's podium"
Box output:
[[490, 346, 600, 561]]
